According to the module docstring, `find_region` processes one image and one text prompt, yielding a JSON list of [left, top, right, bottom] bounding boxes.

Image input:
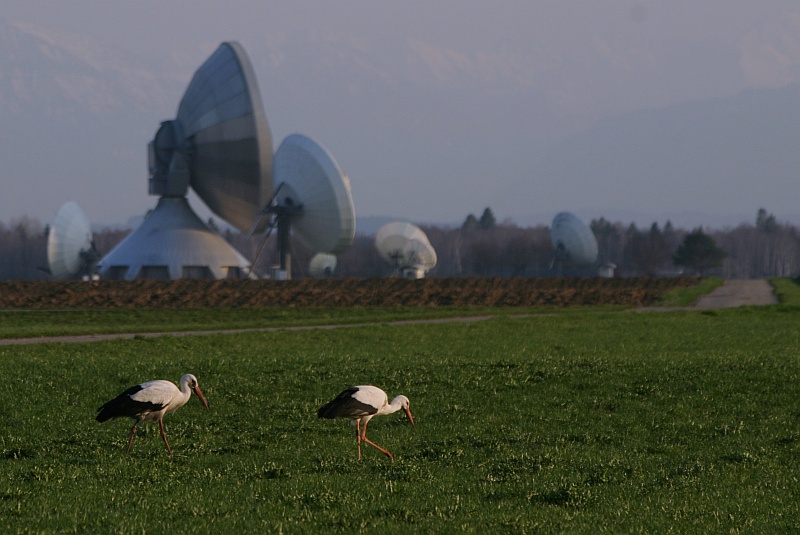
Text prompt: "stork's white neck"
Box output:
[[175, 376, 196, 408], [376, 395, 408, 417]]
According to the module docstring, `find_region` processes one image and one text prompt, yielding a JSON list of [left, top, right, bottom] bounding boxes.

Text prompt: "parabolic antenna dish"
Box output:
[[309, 253, 337, 278], [149, 41, 273, 232], [550, 212, 598, 266], [375, 222, 437, 272], [47, 201, 98, 279], [272, 134, 355, 254]]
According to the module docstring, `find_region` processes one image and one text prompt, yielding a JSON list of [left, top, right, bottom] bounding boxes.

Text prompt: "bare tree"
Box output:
[[628, 223, 672, 276]]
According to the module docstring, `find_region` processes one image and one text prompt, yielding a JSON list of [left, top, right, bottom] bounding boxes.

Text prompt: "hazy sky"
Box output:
[[3, 1, 800, 229]]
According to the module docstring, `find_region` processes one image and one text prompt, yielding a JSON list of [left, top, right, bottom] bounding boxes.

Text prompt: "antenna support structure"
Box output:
[[249, 185, 305, 279]]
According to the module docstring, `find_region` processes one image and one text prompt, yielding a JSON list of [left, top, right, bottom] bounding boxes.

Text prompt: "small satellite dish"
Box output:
[[99, 41, 271, 279], [375, 222, 437, 279], [47, 201, 100, 279], [309, 253, 337, 278], [251, 134, 355, 279], [550, 212, 598, 272]]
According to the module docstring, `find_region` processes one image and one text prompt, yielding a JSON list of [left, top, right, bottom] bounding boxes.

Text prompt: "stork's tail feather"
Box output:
[[317, 402, 338, 419]]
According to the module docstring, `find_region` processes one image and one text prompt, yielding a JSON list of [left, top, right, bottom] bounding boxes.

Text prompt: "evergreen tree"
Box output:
[[461, 213, 478, 230], [673, 228, 726, 276], [478, 207, 496, 230], [756, 208, 778, 233]]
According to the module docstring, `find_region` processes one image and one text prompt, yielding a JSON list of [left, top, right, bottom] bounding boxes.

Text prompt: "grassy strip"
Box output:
[[655, 276, 723, 307], [0, 307, 485, 339], [1, 307, 798, 533], [0, 305, 613, 340], [770, 278, 800, 306], [0, 278, 708, 340]]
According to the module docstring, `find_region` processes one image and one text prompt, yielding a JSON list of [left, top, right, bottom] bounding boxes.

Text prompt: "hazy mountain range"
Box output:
[[2, 15, 800, 232]]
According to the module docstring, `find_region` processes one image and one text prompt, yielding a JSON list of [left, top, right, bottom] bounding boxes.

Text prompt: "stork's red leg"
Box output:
[[361, 421, 393, 460], [158, 419, 173, 457], [355, 418, 363, 460], [362, 436, 394, 460], [125, 422, 138, 456]]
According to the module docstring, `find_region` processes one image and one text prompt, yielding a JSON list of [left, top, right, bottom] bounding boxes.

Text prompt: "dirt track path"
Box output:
[[691, 279, 777, 309], [0, 316, 495, 347], [0, 280, 778, 347]]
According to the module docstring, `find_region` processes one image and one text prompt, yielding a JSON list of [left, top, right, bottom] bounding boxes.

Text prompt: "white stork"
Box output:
[[96, 373, 209, 457], [318, 385, 415, 460]]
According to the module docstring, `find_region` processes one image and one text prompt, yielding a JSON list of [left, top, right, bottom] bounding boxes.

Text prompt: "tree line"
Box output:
[[1, 207, 797, 280]]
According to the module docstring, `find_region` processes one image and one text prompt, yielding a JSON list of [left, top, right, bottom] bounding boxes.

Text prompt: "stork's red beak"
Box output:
[[194, 386, 209, 410], [404, 407, 415, 427]]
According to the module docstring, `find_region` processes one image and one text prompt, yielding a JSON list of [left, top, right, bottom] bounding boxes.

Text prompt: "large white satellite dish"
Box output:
[[375, 221, 437, 279], [251, 134, 355, 279], [550, 211, 598, 272], [150, 41, 273, 230], [47, 201, 99, 279], [98, 41, 271, 279]]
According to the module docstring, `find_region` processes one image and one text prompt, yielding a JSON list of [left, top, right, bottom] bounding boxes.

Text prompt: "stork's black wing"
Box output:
[[317, 387, 377, 419], [95, 384, 164, 422]]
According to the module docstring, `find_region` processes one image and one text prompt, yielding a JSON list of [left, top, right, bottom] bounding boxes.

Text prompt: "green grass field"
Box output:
[[1, 283, 799, 533]]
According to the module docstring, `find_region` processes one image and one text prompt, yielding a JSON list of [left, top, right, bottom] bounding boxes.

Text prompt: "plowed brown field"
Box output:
[[0, 277, 700, 309]]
